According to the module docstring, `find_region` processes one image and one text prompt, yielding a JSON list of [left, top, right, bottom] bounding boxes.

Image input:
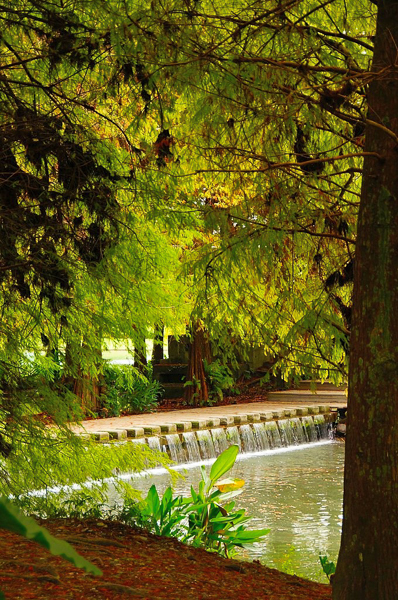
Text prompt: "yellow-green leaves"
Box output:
[[215, 478, 245, 493]]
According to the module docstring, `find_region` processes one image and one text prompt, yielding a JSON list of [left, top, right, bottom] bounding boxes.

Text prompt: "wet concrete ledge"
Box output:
[[70, 399, 346, 442]]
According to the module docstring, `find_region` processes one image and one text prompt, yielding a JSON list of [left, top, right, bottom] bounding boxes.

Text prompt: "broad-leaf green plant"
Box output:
[[319, 554, 336, 582], [124, 445, 269, 557]]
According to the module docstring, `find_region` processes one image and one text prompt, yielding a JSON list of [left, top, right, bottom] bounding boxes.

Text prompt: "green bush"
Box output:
[[204, 359, 239, 402], [121, 445, 269, 558], [101, 363, 162, 415]]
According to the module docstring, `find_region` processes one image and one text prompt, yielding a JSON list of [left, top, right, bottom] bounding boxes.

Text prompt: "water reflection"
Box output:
[[128, 442, 344, 581]]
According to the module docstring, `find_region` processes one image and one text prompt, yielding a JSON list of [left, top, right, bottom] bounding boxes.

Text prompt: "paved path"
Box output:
[[69, 393, 347, 441]]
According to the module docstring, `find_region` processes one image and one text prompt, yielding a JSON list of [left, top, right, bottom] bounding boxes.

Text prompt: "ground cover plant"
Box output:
[[121, 445, 269, 557], [101, 364, 163, 416]]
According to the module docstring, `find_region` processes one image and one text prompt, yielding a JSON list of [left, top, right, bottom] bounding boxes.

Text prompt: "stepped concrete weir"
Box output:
[[70, 390, 344, 463], [158, 414, 333, 463]]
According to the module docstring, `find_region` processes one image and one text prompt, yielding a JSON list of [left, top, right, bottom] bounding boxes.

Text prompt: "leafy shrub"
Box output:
[[204, 359, 239, 402], [121, 445, 269, 558], [101, 363, 162, 415]]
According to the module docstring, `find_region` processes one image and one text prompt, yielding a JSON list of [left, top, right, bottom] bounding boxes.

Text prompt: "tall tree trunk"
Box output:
[[333, 2, 398, 598], [73, 343, 103, 416], [152, 322, 164, 363], [184, 322, 211, 405], [134, 332, 147, 372], [73, 367, 101, 415]]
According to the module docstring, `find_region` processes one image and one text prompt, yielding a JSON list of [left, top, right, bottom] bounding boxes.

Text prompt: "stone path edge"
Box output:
[[69, 399, 346, 442]]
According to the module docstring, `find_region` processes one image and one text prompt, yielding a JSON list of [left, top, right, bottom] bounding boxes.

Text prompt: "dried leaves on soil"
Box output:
[[0, 519, 332, 600]]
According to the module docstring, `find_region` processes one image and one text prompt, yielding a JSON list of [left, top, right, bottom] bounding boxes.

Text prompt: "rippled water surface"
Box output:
[[129, 441, 345, 581]]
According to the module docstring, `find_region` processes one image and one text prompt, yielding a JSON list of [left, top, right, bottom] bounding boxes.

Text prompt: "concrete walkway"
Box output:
[[69, 393, 347, 441]]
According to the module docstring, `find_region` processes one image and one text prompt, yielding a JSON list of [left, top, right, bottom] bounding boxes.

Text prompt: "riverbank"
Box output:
[[0, 518, 332, 600]]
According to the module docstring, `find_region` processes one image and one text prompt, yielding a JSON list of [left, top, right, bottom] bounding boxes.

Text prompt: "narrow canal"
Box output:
[[129, 441, 344, 581]]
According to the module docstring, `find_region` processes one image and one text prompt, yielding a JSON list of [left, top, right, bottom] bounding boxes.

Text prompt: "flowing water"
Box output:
[[157, 416, 329, 462], [146, 436, 161, 452], [128, 442, 344, 582], [225, 426, 241, 450], [211, 428, 229, 454], [165, 433, 187, 463], [252, 423, 270, 451], [239, 424, 257, 452], [264, 420, 283, 447], [196, 429, 216, 459], [182, 431, 201, 462]]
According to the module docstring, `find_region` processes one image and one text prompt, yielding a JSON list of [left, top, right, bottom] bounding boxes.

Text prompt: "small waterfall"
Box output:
[[314, 414, 328, 439], [277, 419, 295, 447], [264, 421, 283, 448], [252, 422, 270, 451], [211, 428, 229, 455], [183, 431, 201, 462], [130, 438, 146, 446], [146, 436, 162, 452], [165, 433, 187, 463], [133, 413, 333, 465], [289, 418, 307, 445], [225, 426, 242, 450], [301, 416, 318, 442], [239, 424, 257, 453], [196, 429, 217, 460]]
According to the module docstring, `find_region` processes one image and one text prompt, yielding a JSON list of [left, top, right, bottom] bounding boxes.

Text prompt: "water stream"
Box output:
[[129, 442, 344, 582], [154, 415, 330, 464]]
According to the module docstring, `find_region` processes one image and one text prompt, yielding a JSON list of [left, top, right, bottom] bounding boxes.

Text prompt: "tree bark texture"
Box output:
[[184, 322, 211, 406], [134, 333, 147, 372], [73, 369, 101, 415], [152, 323, 164, 362], [73, 344, 102, 415], [333, 2, 398, 598]]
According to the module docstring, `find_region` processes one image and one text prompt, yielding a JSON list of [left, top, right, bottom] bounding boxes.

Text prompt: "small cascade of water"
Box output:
[[264, 421, 283, 448], [196, 429, 217, 460], [301, 416, 318, 442], [134, 413, 333, 465], [252, 422, 270, 451], [289, 417, 307, 445], [182, 431, 201, 462], [277, 419, 295, 447], [130, 438, 146, 446], [146, 436, 162, 452], [239, 424, 257, 453], [211, 428, 229, 455], [225, 426, 242, 450], [313, 414, 328, 439], [165, 433, 187, 463]]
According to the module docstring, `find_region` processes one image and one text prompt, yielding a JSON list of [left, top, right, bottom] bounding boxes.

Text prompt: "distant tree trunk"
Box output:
[[73, 369, 101, 415], [73, 344, 103, 416], [333, 2, 398, 598], [152, 323, 164, 362], [184, 321, 211, 405], [134, 331, 147, 372]]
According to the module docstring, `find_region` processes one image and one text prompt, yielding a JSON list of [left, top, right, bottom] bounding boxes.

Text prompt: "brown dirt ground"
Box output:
[[155, 385, 273, 412], [0, 518, 333, 600]]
